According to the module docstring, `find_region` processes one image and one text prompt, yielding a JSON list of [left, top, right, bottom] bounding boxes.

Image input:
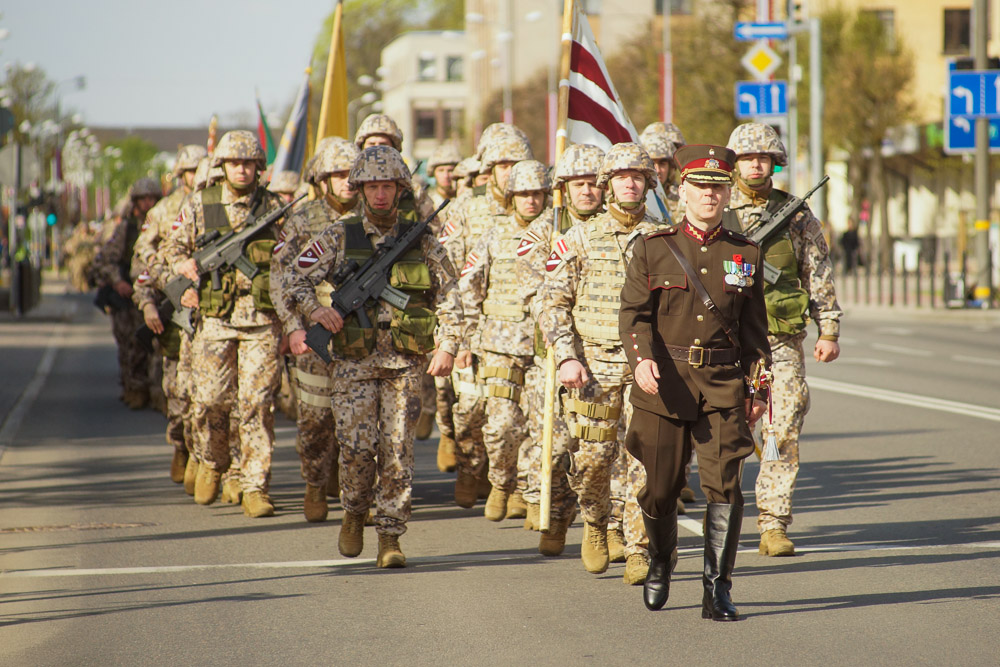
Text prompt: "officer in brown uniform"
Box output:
[[620, 145, 771, 619]]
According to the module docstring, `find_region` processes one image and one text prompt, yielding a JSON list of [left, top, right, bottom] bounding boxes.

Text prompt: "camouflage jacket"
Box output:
[[90, 212, 144, 288], [131, 187, 189, 309], [439, 183, 508, 274], [538, 205, 665, 377], [727, 183, 842, 340], [269, 196, 359, 336], [161, 183, 283, 328], [460, 207, 554, 357], [284, 210, 462, 370]]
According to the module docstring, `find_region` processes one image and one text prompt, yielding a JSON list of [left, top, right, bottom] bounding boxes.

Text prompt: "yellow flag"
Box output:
[[314, 0, 349, 152]]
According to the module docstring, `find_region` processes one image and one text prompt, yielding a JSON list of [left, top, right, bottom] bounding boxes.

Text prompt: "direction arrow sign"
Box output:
[[734, 21, 789, 41], [944, 116, 1000, 154], [735, 80, 788, 118], [948, 71, 1000, 118], [741, 41, 782, 82]]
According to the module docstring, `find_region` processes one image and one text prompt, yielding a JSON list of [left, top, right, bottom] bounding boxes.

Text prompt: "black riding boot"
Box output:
[[641, 508, 678, 611], [702, 503, 743, 621]]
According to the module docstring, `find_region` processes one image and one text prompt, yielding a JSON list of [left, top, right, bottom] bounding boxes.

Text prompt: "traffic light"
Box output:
[[46, 213, 57, 227]]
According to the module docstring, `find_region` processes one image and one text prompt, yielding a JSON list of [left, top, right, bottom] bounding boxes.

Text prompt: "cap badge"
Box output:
[[706, 158, 719, 169]]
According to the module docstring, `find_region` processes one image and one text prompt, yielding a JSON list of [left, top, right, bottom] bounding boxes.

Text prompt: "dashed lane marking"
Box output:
[[0, 323, 67, 460], [869, 342, 932, 357], [808, 376, 1000, 422]]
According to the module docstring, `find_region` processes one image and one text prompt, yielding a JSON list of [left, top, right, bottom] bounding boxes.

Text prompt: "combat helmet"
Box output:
[[193, 157, 211, 191], [505, 160, 551, 197], [313, 140, 360, 182], [480, 132, 534, 173], [268, 170, 301, 194], [476, 122, 529, 159], [173, 144, 208, 176], [349, 145, 413, 191], [726, 122, 788, 167], [354, 114, 403, 151], [641, 122, 686, 148], [596, 142, 657, 189], [553, 143, 605, 187], [130, 177, 162, 200], [427, 143, 463, 173], [211, 130, 266, 170]]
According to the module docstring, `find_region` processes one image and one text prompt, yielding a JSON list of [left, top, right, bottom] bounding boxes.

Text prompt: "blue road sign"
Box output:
[[735, 81, 787, 118], [944, 116, 1000, 154], [948, 71, 1000, 118], [734, 22, 789, 41]]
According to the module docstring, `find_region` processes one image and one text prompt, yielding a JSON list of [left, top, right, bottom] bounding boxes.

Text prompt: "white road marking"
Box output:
[[808, 376, 1000, 422], [6, 541, 1000, 579], [874, 327, 914, 336], [678, 517, 703, 537], [0, 323, 67, 460], [952, 354, 1000, 367], [870, 342, 932, 357], [829, 357, 893, 367]]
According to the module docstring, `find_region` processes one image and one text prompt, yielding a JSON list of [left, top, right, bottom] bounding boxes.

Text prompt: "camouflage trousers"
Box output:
[[480, 351, 531, 492], [563, 369, 633, 528], [434, 374, 456, 441], [176, 333, 197, 460], [756, 333, 810, 533], [420, 364, 436, 421], [161, 355, 188, 455], [329, 362, 423, 537], [519, 357, 577, 521], [451, 365, 488, 477], [109, 306, 150, 394], [293, 352, 338, 487], [189, 318, 281, 493], [623, 451, 648, 557]]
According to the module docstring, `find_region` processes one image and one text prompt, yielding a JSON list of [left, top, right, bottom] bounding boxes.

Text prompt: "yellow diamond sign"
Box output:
[[741, 40, 782, 82]]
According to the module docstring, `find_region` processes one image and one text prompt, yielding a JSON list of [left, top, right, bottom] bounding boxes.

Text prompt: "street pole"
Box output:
[[660, 0, 672, 122], [786, 0, 798, 192], [502, 0, 514, 124], [809, 16, 825, 221], [9, 141, 21, 315], [973, 0, 993, 306]]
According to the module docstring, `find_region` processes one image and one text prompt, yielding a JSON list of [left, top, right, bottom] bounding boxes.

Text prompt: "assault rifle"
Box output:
[[304, 199, 449, 364], [744, 175, 829, 246], [162, 193, 305, 333]]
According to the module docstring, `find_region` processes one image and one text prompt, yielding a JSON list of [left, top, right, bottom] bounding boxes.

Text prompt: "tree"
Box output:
[[480, 69, 549, 158], [97, 136, 167, 208], [1, 62, 57, 145]]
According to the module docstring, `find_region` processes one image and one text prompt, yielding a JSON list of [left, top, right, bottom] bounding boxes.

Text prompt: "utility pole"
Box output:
[[973, 0, 993, 306], [809, 16, 825, 221], [786, 0, 798, 192], [661, 0, 672, 122]]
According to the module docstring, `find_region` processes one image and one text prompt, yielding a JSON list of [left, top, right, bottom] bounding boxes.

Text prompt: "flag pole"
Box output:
[[539, 0, 577, 534], [315, 0, 344, 152]]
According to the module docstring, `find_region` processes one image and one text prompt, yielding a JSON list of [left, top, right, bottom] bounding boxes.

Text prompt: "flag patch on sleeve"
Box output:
[[460, 251, 479, 278], [297, 240, 327, 269]]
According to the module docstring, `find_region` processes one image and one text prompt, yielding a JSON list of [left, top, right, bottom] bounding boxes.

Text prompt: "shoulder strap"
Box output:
[[344, 219, 373, 259], [721, 208, 741, 234], [660, 235, 741, 350], [201, 186, 229, 232]]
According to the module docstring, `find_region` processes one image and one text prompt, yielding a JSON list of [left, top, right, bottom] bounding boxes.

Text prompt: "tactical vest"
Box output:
[[197, 185, 276, 317], [301, 201, 337, 308], [465, 188, 507, 246], [482, 223, 529, 322], [723, 189, 810, 335], [572, 222, 630, 345], [330, 218, 437, 360]]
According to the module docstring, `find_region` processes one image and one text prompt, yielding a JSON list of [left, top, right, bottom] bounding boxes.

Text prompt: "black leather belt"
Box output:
[[664, 344, 738, 368]]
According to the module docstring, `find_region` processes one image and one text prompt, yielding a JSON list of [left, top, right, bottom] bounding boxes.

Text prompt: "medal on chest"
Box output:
[[722, 253, 755, 287]]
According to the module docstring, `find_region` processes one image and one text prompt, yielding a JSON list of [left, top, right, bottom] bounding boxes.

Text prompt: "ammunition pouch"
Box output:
[[158, 322, 183, 360], [198, 271, 237, 318], [246, 239, 276, 311], [390, 306, 438, 355], [331, 304, 378, 360], [763, 235, 809, 336], [389, 260, 432, 292]]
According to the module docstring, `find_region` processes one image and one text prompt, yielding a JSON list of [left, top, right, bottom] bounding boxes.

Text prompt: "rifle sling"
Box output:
[[660, 234, 741, 351]]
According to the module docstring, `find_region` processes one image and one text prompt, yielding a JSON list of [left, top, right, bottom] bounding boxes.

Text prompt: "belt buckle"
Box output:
[[688, 345, 705, 368]]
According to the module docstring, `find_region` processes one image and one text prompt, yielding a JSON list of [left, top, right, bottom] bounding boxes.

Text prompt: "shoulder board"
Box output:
[[646, 225, 680, 238], [724, 228, 758, 246]]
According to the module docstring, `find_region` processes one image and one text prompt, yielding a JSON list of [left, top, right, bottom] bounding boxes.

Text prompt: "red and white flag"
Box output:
[[297, 240, 327, 269], [562, 2, 669, 220]]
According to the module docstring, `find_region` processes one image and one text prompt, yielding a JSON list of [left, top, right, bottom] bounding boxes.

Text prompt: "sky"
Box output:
[[0, 0, 335, 129]]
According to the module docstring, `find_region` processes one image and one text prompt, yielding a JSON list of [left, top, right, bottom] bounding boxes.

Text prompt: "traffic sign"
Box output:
[[734, 22, 789, 41], [944, 116, 1000, 154], [735, 81, 787, 118], [741, 41, 782, 82], [948, 70, 1000, 118]]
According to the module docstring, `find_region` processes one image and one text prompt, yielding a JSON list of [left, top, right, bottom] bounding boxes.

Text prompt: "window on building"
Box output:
[[417, 56, 436, 82], [446, 56, 463, 82], [944, 9, 972, 54], [861, 9, 895, 51], [442, 109, 465, 139], [414, 109, 437, 140], [655, 0, 692, 14]]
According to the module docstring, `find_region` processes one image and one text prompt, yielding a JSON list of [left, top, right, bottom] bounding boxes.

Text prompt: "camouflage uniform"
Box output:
[[427, 142, 463, 208], [270, 140, 361, 494], [640, 123, 685, 225], [725, 123, 842, 539], [538, 144, 665, 570], [162, 131, 284, 503], [283, 146, 462, 544], [64, 222, 98, 292]]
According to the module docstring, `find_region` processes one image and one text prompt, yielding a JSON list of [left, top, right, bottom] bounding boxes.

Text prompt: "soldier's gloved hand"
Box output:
[[746, 396, 766, 427], [180, 288, 199, 309], [176, 258, 200, 283], [558, 359, 589, 389], [455, 350, 472, 369], [634, 358, 660, 395], [310, 306, 344, 333], [142, 303, 164, 334], [113, 280, 134, 299], [813, 339, 840, 363], [427, 349, 455, 376], [288, 330, 309, 355]]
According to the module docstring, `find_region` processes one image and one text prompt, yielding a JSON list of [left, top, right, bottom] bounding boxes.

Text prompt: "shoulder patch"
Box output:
[[136, 270, 151, 285], [438, 220, 456, 244], [297, 239, 327, 269], [460, 251, 479, 278], [272, 229, 287, 254], [516, 232, 540, 256]]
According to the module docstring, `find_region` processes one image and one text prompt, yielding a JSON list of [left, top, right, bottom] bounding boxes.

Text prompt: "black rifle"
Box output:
[[304, 199, 449, 364], [93, 284, 131, 313], [162, 192, 305, 333], [744, 175, 830, 246]]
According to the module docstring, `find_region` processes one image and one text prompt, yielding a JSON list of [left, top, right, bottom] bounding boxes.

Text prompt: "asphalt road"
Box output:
[[2, 285, 999, 666]]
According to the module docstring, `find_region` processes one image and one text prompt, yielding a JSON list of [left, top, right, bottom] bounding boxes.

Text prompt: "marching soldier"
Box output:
[[725, 122, 842, 557], [640, 122, 686, 224], [268, 170, 303, 205], [270, 139, 360, 522], [63, 221, 98, 292], [452, 157, 480, 202], [426, 142, 462, 209], [443, 125, 533, 512], [90, 177, 163, 409], [620, 144, 771, 619], [537, 143, 665, 575], [284, 145, 462, 568], [162, 130, 285, 518]]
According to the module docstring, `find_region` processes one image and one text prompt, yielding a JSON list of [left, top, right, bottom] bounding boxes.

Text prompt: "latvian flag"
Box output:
[[516, 231, 540, 257], [564, 2, 669, 221], [460, 252, 479, 278], [546, 238, 569, 272], [297, 240, 327, 270], [438, 220, 456, 244]]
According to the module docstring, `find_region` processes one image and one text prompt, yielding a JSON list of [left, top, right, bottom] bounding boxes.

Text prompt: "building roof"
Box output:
[[89, 126, 233, 154]]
